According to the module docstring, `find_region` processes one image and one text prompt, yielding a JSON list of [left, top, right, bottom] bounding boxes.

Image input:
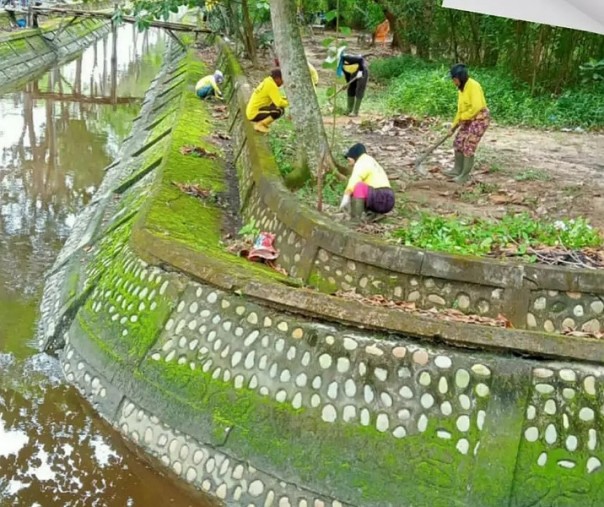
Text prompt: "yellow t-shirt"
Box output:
[[195, 75, 222, 98], [308, 63, 319, 87], [343, 63, 359, 74], [453, 78, 487, 126], [345, 153, 390, 194], [246, 76, 289, 120]]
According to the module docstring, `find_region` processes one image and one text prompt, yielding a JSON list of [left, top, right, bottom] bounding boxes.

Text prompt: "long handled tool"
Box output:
[[326, 74, 361, 100], [414, 129, 456, 175]]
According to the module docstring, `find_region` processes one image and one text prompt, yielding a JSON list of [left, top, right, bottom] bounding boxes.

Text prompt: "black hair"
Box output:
[[270, 68, 282, 80], [344, 143, 367, 161], [450, 63, 469, 90]]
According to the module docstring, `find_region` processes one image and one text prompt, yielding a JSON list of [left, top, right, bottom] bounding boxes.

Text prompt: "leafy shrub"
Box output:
[[298, 171, 347, 208], [392, 213, 602, 258]]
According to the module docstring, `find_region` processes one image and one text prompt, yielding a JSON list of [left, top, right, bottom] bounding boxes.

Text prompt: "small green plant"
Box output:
[[238, 219, 260, 241], [392, 212, 601, 258], [298, 171, 347, 208], [514, 168, 551, 182], [488, 162, 504, 174]]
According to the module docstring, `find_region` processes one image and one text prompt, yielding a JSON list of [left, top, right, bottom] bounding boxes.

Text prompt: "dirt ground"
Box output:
[[242, 33, 604, 234]]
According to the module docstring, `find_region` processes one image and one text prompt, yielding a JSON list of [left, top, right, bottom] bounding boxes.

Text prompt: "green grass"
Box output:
[[393, 212, 602, 258], [514, 168, 551, 182], [369, 55, 604, 130]]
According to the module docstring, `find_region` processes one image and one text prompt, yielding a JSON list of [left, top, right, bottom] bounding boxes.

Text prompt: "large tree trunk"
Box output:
[[241, 0, 257, 65], [269, 0, 340, 183]]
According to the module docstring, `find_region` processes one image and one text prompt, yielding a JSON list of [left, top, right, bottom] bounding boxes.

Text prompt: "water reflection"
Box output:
[[0, 25, 212, 506]]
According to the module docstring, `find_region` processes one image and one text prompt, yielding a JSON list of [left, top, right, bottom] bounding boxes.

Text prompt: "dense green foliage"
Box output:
[[370, 55, 604, 129], [331, 0, 604, 93], [393, 213, 602, 257]]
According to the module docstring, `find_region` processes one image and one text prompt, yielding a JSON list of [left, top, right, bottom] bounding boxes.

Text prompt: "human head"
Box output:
[[344, 143, 366, 165], [449, 63, 468, 90], [214, 70, 224, 84], [270, 68, 283, 87]]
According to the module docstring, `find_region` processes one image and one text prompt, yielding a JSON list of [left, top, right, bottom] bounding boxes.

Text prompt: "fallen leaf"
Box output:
[[179, 145, 217, 158], [489, 194, 512, 204]]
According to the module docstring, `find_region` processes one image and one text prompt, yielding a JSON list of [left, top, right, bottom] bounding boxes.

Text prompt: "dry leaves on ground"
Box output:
[[562, 329, 604, 340], [336, 290, 512, 328], [172, 182, 231, 210], [179, 145, 217, 158], [492, 245, 604, 270]]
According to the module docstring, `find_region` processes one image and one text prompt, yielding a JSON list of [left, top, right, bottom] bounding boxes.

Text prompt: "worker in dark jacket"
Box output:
[[337, 53, 368, 117]]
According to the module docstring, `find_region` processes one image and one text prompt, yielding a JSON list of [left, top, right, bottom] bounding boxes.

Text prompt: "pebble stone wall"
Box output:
[[37, 42, 604, 506], [60, 238, 604, 505]]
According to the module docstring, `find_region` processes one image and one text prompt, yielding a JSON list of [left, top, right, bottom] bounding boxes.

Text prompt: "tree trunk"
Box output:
[[269, 0, 340, 181], [241, 0, 257, 65]]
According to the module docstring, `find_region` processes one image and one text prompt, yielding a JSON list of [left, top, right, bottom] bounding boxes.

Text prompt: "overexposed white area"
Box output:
[[0, 414, 29, 458], [89, 434, 120, 468], [443, 0, 604, 34]]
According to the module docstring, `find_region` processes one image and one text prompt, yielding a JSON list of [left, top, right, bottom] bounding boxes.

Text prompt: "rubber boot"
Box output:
[[350, 197, 365, 222], [454, 155, 475, 184], [444, 151, 464, 177], [350, 96, 362, 117], [254, 116, 274, 133], [346, 95, 355, 115]]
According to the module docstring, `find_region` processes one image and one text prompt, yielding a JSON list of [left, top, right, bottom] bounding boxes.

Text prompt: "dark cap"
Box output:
[[344, 143, 366, 161]]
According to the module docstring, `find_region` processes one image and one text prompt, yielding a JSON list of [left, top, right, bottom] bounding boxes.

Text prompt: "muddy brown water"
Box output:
[[0, 26, 212, 507]]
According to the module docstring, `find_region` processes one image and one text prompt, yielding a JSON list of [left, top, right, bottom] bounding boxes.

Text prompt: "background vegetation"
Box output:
[[370, 55, 604, 129]]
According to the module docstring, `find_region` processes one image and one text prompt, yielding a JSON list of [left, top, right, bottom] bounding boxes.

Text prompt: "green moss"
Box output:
[[138, 357, 483, 505], [139, 51, 289, 282], [80, 216, 177, 363], [307, 271, 338, 294]]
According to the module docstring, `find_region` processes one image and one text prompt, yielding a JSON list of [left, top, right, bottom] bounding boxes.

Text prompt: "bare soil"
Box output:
[[240, 33, 604, 234]]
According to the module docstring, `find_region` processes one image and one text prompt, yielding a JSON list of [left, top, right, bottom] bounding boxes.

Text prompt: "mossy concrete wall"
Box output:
[[0, 17, 110, 91], [219, 44, 604, 336], [36, 38, 604, 506]]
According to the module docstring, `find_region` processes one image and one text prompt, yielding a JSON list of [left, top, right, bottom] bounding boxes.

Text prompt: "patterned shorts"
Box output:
[[454, 108, 491, 157]]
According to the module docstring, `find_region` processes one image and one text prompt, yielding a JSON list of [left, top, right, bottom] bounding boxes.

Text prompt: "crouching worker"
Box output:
[[339, 143, 395, 221], [246, 69, 289, 133], [195, 70, 224, 100]]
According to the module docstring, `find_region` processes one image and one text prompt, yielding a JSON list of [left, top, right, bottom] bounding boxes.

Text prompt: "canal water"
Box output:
[[0, 25, 212, 506]]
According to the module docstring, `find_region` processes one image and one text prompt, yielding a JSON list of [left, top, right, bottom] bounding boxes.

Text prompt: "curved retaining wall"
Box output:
[[218, 45, 604, 336], [0, 17, 110, 91], [38, 42, 604, 506]]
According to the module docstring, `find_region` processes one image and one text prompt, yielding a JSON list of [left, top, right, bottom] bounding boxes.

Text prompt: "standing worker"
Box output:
[[246, 69, 289, 133], [339, 143, 395, 221], [446, 64, 490, 184], [337, 52, 368, 117], [195, 70, 224, 100]]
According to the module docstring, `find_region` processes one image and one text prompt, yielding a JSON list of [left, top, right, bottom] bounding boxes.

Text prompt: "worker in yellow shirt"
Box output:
[[195, 70, 224, 100], [446, 64, 490, 183], [246, 69, 289, 133], [275, 57, 318, 88], [339, 143, 395, 221], [308, 62, 319, 88]]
